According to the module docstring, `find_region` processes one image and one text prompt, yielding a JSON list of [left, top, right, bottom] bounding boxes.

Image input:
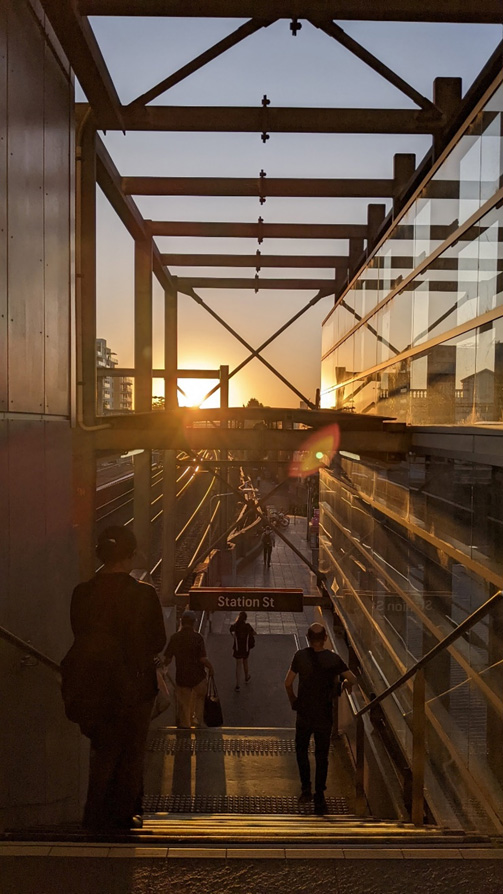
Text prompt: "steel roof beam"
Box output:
[[161, 253, 349, 268], [39, 2, 124, 131], [122, 176, 396, 197], [77, 1, 503, 24], [116, 105, 445, 134], [127, 19, 275, 108], [310, 19, 438, 114], [147, 221, 368, 239], [177, 277, 338, 291], [95, 136, 176, 293]]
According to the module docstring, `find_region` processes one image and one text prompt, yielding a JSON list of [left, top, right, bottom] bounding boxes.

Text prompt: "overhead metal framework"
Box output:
[[39, 0, 503, 421], [36, 0, 503, 597], [77, 2, 503, 24]]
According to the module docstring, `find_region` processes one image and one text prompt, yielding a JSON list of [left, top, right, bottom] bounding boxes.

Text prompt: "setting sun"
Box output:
[[177, 377, 222, 409]]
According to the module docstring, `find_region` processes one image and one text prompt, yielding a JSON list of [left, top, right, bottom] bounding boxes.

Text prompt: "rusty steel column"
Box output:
[[161, 287, 177, 611], [133, 236, 153, 565]]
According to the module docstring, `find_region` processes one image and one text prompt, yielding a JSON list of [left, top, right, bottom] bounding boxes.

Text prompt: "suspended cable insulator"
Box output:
[[261, 96, 270, 143]]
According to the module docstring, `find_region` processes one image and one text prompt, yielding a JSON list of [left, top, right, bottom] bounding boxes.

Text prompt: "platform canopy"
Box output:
[[38, 0, 503, 414]]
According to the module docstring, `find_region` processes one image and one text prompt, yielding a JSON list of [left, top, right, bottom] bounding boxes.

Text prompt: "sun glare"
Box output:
[[177, 377, 221, 409]]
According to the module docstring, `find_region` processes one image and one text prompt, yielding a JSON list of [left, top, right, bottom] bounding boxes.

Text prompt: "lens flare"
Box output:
[[289, 423, 340, 478]]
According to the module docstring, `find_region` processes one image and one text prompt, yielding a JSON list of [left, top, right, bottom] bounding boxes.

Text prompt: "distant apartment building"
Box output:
[[96, 337, 133, 414]]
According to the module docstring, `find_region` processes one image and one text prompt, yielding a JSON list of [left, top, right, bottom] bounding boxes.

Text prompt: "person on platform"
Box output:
[[230, 611, 256, 691], [165, 610, 214, 728], [261, 525, 275, 568], [70, 526, 166, 832], [285, 623, 356, 815]]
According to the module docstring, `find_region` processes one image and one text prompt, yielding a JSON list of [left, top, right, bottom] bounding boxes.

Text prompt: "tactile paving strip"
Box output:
[[148, 735, 315, 756], [143, 795, 350, 815]]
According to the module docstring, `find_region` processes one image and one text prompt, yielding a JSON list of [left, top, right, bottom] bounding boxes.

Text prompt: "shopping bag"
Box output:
[[151, 666, 172, 719], [204, 676, 223, 727]]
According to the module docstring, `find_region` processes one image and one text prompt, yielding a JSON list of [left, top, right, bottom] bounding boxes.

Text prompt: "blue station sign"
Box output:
[[189, 587, 304, 613]]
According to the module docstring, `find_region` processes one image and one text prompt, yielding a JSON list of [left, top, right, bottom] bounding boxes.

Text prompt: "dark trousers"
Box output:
[[295, 720, 332, 794], [84, 698, 154, 830], [263, 544, 272, 566]]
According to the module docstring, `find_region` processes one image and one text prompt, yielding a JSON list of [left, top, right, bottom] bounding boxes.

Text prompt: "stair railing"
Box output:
[[0, 624, 61, 676], [351, 588, 503, 825]]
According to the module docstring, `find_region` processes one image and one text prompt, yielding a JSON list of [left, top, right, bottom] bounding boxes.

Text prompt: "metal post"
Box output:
[[164, 287, 177, 410], [72, 434, 96, 580], [411, 668, 426, 825], [367, 203, 386, 248], [306, 477, 312, 541], [348, 236, 364, 280], [78, 116, 97, 426], [220, 364, 229, 536], [161, 286, 178, 619], [393, 153, 415, 212], [433, 77, 462, 158], [355, 715, 366, 816], [161, 449, 177, 607], [134, 236, 153, 563]]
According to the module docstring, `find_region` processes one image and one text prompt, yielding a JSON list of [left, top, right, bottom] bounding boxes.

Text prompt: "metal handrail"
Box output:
[[356, 588, 503, 719], [351, 588, 502, 826], [0, 624, 61, 676]]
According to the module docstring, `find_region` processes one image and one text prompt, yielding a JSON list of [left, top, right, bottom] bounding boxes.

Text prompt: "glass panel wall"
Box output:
[[321, 81, 503, 423], [320, 460, 503, 830]]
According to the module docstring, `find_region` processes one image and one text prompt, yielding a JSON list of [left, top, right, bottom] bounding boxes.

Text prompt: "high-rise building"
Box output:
[[96, 337, 133, 414]]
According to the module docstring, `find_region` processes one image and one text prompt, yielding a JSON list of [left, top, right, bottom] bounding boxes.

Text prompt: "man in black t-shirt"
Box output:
[[285, 623, 356, 814], [165, 610, 214, 728]]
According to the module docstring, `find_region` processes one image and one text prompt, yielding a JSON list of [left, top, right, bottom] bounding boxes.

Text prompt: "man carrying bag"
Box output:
[[164, 610, 214, 728]]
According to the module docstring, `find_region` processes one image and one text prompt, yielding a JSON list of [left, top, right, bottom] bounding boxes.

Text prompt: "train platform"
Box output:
[[144, 517, 356, 815]]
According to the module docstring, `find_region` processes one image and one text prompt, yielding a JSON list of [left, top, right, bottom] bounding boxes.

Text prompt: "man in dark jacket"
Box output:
[[69, 526, 166, 832], [165, 610, 214, 728], [285, 622, 356, 814]]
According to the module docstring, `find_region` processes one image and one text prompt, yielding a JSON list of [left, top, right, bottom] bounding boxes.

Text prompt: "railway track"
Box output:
[[95, 453, 224, 591]]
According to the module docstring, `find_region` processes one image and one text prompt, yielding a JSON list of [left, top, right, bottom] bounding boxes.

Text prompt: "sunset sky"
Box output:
[[84, 17, 502, 408]]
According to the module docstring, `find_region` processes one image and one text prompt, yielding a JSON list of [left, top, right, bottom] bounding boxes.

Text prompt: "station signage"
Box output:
[[189, 587, 304, 613]]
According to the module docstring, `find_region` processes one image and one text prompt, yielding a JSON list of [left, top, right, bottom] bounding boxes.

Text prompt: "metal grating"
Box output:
[[143, 795, 350, 815], [148, 735, 316, 756]]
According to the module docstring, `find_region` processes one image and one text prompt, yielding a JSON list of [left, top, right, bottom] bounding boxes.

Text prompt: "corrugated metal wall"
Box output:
[[1, 0, 71, 415], [0, 0, 84, 829]]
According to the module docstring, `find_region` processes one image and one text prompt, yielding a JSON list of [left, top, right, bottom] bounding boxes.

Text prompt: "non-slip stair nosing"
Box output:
[[1, 844, 502, 860]]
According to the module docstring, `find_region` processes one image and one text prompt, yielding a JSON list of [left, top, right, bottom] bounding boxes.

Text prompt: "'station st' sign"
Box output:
[[189, 587, 304, 613]]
